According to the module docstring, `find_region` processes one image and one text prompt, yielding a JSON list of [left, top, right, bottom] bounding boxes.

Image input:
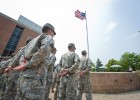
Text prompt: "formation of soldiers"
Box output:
[[0, 23, 93, 100]]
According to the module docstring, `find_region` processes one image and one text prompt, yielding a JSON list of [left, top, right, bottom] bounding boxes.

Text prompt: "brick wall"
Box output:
[[90, 72, 140, 93], [0, 14, 16, 55], [0, 13, 40, 55]]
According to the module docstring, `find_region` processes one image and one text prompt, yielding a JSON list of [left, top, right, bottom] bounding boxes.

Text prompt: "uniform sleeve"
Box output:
[[85, 58, 92, 72], [68, 54, 80, 73], [25, 36, 54, 68], [87, 58, 92, 70], [0, 59, 12, 73], [9, 56, 19, 67], [47, 55, 56, 69], [59, 57, 63, 69], [9, 48, 24, 68]]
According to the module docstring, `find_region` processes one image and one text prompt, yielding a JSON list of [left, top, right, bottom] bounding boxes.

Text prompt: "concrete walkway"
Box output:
[[49, 90, 140, 100]]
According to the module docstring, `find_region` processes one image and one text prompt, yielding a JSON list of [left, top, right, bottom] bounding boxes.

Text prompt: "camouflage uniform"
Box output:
[[15, 52, 29, 100], [0, 60, 7, 91], [53, 64, 61, 100], [0, 60, 7, 94], [77, 56, 93, 100], [0, 74, 5, 99], [44, 53, 56, 100], [58, 51, 80, 100], [51, 65, 57, 93], [0, 59, 12, 74], [3, 46, 26, 100], [0, 59, 6, 72], [0, 60, 7, 99], [17, 34, 54, 100], [0, 58, 12, 100]]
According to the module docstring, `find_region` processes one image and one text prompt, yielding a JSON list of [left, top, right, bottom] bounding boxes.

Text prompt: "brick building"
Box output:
[[0, 12, 42, 57]]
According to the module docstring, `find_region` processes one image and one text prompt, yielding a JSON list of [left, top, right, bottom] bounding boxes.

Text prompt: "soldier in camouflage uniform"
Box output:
[[44, 47, 57, 100], [58, 43, 80, 100], [0, 58, 13, 99], [51, 64, 57, 93], [77, 50, 93, 100], [2, 37, 32, 100], [52, 64, 61, 100], [0, 57, 6, 96], [14, 23, 56, 100]]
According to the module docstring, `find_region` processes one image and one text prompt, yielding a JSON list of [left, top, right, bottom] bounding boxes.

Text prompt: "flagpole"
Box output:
[[85, 11, 90, 58]]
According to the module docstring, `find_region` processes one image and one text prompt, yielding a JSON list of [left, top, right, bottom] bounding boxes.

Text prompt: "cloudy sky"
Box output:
[[0, 0, 140, 65]]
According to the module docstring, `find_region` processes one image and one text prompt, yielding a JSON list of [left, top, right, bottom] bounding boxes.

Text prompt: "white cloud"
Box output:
[[104, 36, 111, 42], [125, 32, 140, 40], [104, 21, 118, 34], [100, 21, 117, 43]]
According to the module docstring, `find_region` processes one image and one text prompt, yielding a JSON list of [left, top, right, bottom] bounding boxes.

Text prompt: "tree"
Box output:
[[91, 62, 96, 72], [119, 52, 140, 71], [95, 58, 103, 72], [105, 58, 119, 72], [133, 53, 140, 70]]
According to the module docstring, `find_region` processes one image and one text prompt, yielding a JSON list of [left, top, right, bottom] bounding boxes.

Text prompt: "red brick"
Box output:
[[0, 13, 39, 56]]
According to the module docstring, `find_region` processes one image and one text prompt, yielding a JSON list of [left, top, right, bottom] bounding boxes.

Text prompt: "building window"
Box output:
[[2, 26, 23, 56]]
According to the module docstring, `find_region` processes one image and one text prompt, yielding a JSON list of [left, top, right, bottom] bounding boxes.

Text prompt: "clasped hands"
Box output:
[[4, 60, 28, 73], [60, 68, 69, 76]]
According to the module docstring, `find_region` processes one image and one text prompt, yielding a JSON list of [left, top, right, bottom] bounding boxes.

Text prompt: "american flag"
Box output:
[[75, 10, 86, 20]]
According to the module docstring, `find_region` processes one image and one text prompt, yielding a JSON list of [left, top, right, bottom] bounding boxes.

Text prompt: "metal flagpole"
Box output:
[[85, 12, 93, 97], [85, 11, 90, 58]]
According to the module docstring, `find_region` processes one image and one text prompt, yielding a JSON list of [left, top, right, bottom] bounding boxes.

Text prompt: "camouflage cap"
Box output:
[[68, 43, 75, 48], [42, 23, 56, 35], [81, 50, 87, 55]]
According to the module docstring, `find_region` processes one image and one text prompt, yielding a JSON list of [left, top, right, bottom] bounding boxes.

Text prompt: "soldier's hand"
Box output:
[[4, 66, 12, 73], [78, 71, 84, 77], [13, 65, 26, 71], [83, 68, 90, 74], [60, 68, 68, 76]]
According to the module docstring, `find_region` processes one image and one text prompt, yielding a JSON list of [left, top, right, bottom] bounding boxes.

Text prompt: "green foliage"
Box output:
[[105, 58, 119, 72], [91, 62, 95, 67], [91, 67, 96, 72], [119, 52, 140, 71], [96, 58, 103, 72], [105, 52, 140, 72], [134, 53, 140, 70], [91, 62, 96, 72]]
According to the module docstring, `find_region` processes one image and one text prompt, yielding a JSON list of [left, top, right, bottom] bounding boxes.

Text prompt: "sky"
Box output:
[[0, 0, 140, 65]]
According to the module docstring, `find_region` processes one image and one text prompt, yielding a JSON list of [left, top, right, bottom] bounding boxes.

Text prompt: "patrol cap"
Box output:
[[81, 50, 87, 55], [42, 23, 56, 35], [68, 43, 75, 48]]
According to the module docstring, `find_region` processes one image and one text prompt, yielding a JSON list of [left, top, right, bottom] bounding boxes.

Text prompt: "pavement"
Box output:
[[49, 90, 140, 100]]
